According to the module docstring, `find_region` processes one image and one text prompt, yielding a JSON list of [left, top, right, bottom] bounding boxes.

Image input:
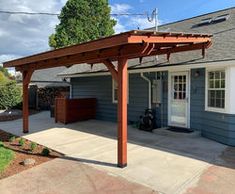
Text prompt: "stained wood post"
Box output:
[[117, 58, 128, 168], [22, 70, 33, 133]]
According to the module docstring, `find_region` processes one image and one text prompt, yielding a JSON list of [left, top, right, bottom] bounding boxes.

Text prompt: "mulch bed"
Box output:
[[0, 109, 40, 122], [0, 130, 63, 179]]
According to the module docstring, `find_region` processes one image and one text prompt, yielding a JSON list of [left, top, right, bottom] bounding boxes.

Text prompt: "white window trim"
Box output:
[[205, 67, 228, 113], [112, 74, 129, 104], [112, 79, 118, 103]]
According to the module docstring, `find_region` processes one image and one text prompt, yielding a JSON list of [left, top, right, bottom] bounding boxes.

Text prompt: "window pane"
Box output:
[[215, 80, 220, 88], [221, 71, 225, 79], [215, 71, 220, 79], [179, 76, 182, 82], [114, 89, 118, 101], [221, 90, 225, 99], [216, 90, 222, 99], [221, 80, 225, 88], [174, 76, 178, 82], [174, 84, 177, 91], [179, 84, 182, 91], [216, 99, 221, 108], [174, 92, 177, 99], [209, 72, 214, 79], [209, 80, 214, 88], [221, 99, 225, 108]]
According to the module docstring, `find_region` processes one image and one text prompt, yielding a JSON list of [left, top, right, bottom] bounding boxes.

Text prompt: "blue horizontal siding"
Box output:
[[71, 74, 149, 123], [190, 68, 235, 146]]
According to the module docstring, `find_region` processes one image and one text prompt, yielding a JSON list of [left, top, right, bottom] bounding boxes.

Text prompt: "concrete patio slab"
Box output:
[[1, 111, 235, 194]]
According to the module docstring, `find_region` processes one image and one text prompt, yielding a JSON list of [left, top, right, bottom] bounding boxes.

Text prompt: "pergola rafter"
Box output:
[[3, 30, 212, 168]]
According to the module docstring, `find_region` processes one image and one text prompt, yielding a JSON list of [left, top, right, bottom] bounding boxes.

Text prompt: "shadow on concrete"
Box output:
[[63, 156, 117, 168], [1, 111, 235, 170]]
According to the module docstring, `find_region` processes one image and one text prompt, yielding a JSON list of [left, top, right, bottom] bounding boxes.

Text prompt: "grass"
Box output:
[[0, 144, 14, 173]]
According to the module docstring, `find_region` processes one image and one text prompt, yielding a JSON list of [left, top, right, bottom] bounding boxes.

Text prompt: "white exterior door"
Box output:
[[168, 72, 190, 128]]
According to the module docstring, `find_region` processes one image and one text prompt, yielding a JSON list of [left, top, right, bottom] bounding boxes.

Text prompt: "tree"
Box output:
[[0, 66, 10, 78], [0, 72, 9, 83], [0, 80, 22, 110], [0, 71, 22, 110], [49, 0, 116, 49]]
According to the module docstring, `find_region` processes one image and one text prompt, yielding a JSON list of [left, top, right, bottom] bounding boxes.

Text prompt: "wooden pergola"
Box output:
[[3, 30, 212, 168]]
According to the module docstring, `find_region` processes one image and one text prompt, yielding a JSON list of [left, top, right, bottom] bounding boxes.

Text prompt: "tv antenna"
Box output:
[[147, 8, 158, 31]]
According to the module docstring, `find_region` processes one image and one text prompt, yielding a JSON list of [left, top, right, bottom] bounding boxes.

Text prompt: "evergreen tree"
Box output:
[[49, 0, 116, 48]]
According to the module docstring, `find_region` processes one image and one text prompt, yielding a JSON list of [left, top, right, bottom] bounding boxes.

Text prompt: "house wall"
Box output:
[[71, 72, 169, 127], [71, 74, 149, 123], [190, 68, 235, 146], [71, 68, 235, 146]]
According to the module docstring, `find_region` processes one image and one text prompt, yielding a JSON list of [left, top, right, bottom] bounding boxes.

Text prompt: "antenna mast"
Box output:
[[148, 8, 158, 31]]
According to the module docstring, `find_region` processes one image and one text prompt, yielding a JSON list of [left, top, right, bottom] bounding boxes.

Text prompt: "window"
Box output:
[[172, 75, 186, 100], [197, 18, 212, 26], [112, 76, 129, 103], [207, 70, 225, 109], [112, 79, 118, 103], [212, 14, 229, 23]]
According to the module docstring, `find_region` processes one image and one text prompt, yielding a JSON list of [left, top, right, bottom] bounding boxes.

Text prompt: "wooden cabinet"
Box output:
[[55, 98, 96, 124]]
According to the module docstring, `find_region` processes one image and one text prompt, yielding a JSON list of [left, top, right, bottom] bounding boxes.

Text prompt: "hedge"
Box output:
[[0, 81, 22, 110]]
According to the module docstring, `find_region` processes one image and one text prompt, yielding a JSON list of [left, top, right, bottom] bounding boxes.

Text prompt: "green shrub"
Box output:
[[18, 138, 25, 147], [30, 142, 37, 151], [0, 80, 22, 110], [0, 146, 14, 173], [0, 141, 4, 147], [41, 148, 50, 156], [9, 136, 16, 143]]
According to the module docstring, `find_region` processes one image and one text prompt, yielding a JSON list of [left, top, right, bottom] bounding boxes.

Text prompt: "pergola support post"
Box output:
[[117, 58, 128, 168], [22, 69, 33, 133]]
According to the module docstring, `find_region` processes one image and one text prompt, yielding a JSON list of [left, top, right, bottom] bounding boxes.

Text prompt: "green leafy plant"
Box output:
[[30, 142, 37, 151], [9, 136, 16, 143], [18, 138, 25, 147], [0, 146, 14, 173], [0, 141, 4, 147], [0, 80, 22, 110], [41, 148, 50, 156]]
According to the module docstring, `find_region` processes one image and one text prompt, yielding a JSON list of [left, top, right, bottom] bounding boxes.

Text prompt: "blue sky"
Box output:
[[0, 0, 235, 67], [110, 0, 235, 31]]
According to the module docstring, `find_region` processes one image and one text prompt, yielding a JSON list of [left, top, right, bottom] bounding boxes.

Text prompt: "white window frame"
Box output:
[[112, 74, 129, 104], [205, 68, 228, 113]]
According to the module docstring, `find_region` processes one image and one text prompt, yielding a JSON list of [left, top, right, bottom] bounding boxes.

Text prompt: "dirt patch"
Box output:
[[0, 130, 63, 179], [0, 109, 40, 122]]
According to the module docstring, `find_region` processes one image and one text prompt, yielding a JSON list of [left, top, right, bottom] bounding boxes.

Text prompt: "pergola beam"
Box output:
[[16, 42, 209, 72], [103, 59, 118, 81], [22, 69, 34, 133]]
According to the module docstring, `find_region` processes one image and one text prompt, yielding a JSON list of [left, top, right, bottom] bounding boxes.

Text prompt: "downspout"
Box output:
[[140, 73, 151, 109]]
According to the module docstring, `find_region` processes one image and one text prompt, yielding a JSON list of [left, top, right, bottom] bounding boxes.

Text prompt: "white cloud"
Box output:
[[129, 17, 155, 30], [111, 3, 133, 34], [0, 54, 21, 63], [113, 18, 127, 34], [0, 0, 63, 62], [111, 3, 132, 14]]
